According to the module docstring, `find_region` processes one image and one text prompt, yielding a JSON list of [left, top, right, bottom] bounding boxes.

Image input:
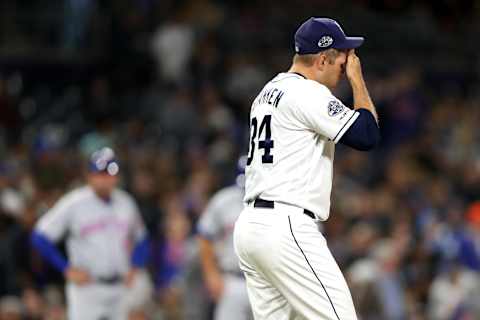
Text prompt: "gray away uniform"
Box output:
[[198, 185, 252, 320]]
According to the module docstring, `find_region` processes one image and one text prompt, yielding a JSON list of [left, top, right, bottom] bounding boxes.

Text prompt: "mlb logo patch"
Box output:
[[327, 100, 345, 117]]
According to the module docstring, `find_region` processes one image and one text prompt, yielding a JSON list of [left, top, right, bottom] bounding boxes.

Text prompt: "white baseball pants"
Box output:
[[66, 282, 128, 320], [233, 203, 358, 320]]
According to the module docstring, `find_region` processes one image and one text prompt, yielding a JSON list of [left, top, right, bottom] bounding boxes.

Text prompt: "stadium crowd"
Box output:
[[0, 0, 479, 319]]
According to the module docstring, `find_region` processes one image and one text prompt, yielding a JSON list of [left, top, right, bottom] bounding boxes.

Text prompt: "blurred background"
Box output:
[[0, 0, 480, 319]]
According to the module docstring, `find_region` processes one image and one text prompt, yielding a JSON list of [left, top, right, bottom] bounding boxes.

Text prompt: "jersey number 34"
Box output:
[[247, 115, 274, 165]]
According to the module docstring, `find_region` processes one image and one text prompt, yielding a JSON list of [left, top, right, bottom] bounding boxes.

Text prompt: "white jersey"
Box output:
[[244, 72, 359, 220], [198, 185, 244, 273], [35, 185, 146, 278]]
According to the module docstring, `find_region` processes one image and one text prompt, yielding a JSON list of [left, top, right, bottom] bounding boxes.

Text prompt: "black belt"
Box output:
[[97, 275, 123, 285], [253, 198, 315, 219]]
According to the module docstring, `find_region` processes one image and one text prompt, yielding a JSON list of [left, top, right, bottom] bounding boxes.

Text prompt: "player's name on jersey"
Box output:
[[254, 87, 285, 108]]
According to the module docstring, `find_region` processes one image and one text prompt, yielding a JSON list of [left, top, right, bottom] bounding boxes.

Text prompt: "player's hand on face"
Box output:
[[64, 267, 91, 286], [345, 49, 363, 83], [124, 268, 138, 288], [205, 271, 224, 302]]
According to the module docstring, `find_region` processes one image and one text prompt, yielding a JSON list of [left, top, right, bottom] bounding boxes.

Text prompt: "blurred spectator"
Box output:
[[154, 193, 191, 290], [157, 88, 200, 148], [21, 287, 44, 320], [428, 263, 480, 320], [0, 76, 22, 146], [224, 55, 268, 108], [151, 12, 195, 84], [0, 296, 23, 320], [79, 118, 116, 158], [130, 167, 162, 236], [63, 0, 96, 51], [378, 68, 426, 148], [349, 239, 408, 320], [0, 1, 479, 319]]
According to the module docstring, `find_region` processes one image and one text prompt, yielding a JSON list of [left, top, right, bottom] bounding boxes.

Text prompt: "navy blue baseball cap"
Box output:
[[88, 147, 119, 176], [294, 17, 364, 55]]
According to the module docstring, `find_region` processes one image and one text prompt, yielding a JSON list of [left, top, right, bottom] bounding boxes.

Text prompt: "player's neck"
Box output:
[[91, 188, 112, 203], [288, 65, 324, 84], [288, 65, 333, 90], [288, 65, 312, 80]]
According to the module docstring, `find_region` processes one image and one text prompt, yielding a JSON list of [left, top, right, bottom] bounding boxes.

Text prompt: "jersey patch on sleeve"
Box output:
[[327, 100, 345, 117]]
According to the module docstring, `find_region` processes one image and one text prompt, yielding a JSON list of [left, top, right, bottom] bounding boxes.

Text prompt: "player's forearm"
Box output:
[[350, 75, 378, 122], [31, 231, 69, 273], [198, 236, 221, 277]]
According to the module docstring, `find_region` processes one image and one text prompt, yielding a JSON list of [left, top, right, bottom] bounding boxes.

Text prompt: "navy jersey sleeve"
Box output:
[[339, 108, 380, 151]]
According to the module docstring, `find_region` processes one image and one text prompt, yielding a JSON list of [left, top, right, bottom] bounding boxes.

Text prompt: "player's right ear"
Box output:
[[316, 53, 327, 71]]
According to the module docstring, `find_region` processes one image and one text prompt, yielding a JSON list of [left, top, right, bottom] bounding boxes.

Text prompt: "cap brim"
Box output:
[[334, 36, 364, 49]]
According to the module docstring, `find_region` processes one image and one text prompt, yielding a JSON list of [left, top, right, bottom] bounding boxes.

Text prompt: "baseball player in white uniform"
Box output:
[[197, 157, 252, 320], [233, 17, 380, 320], [31, 147, 150, 320]]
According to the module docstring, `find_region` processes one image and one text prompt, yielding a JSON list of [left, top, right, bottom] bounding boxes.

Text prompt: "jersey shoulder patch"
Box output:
[[327, 100, 345, 117]]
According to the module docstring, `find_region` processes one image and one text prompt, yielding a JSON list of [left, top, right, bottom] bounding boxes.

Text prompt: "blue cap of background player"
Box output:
[[294, 17, 364, 55], [88, 147, 119, 176]]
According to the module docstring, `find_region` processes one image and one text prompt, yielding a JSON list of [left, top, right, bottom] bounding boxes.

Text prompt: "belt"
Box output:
[[96, 275, 123, 285], [253, 198, 315, 219]]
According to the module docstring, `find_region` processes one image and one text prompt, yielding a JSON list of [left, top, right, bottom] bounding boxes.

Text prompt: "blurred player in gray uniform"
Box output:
[[32, 147, 150, 320], [197, 157, 252, 320]]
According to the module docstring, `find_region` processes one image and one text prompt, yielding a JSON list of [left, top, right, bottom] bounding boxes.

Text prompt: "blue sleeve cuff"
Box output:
[[131, 237, 150, 268], [339, 108, 380, 151], [31, 231, 69, 273]]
